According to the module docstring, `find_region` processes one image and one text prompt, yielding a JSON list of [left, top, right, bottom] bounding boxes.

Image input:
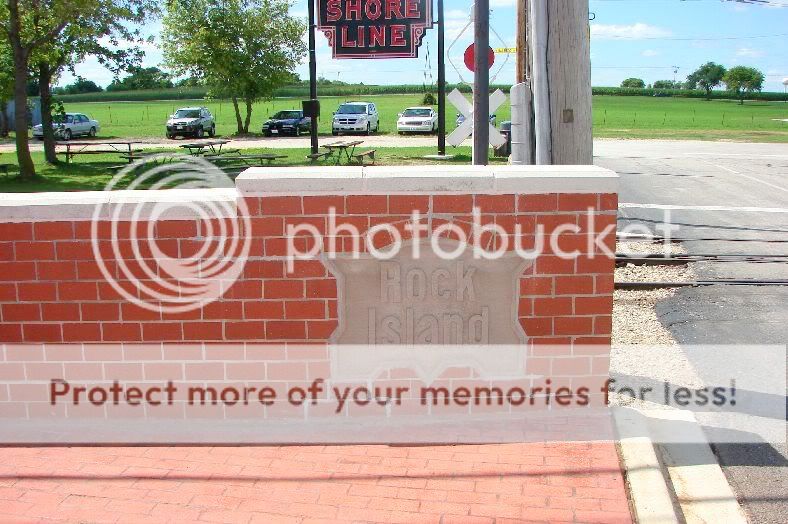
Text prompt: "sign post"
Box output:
[[437, 0, 446, 156], [307, 0, 319, 155], [472, 0, 490, 166]]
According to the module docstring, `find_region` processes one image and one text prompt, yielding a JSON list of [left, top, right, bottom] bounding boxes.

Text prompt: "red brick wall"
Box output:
[[0, 188, 619, 430], [0, 192, 617, 347]]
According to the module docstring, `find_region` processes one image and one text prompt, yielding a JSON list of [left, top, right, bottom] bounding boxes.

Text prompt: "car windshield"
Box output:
[[403, 109, 431, 117], [174, 109, 201, 118], [273, 111, 302, 119], [336, 104, 367, 114]]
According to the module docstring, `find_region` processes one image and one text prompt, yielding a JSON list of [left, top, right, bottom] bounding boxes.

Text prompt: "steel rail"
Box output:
[[616, 279, 788, 290]]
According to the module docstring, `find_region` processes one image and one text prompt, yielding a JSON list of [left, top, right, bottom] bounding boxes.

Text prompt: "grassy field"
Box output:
[[45, 94, 788, 142], [0, 147, 506, 193], [1, 94, 786, 193]]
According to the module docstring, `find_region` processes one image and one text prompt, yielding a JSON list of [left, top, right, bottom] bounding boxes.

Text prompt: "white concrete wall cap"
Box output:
[[0, 188, 238, 222], [236, 165, 617, 195], [236, 166, 364, 194]]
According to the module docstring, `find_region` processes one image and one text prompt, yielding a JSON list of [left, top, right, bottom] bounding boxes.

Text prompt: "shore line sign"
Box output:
[[317, 0, 433, 59]]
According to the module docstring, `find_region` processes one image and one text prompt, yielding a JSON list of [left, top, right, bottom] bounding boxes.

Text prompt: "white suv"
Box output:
[[332, 102, 379, 135]]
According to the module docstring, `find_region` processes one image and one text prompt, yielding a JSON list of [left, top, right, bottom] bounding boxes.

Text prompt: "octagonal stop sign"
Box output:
[[464, 44, 496, 72]]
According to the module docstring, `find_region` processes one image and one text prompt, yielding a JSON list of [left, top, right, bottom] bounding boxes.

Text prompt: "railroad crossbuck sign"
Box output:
[[447, 88, 508, 148]]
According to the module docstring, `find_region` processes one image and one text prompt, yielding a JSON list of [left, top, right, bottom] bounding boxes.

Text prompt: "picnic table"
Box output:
[[56, 141, 142, 164], [316, 140, 364, 165], [178, 139, 230, 156]]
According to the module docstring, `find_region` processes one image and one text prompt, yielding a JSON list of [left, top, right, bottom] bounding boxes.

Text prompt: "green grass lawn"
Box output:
[[592, 96, 788, 142], [0, 146, 507, 192], [1, 94, 786, 193], [40, 94, 788, 142]]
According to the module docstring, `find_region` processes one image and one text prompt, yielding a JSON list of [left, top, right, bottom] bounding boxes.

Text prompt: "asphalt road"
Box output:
[[596, 141, 788, 524]]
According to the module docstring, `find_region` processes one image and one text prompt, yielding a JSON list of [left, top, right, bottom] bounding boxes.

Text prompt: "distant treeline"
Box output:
[[53, 84, 788, 103]]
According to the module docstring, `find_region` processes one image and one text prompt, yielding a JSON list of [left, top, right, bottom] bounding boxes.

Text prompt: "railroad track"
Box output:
[[614, 233, 788, 290]]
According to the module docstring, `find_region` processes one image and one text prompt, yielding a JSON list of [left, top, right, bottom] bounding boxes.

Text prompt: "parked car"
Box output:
[[166, 107, 215, 139], [396, 107, 438, 134], [262, 110, 311, 137], [332, 102, 379, 135], [456, 112, 496, 127], [33, 113, 100, 141]]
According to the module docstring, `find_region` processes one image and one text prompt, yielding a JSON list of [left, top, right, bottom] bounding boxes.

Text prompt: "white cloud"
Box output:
[[591, 23, 672, 40], [641, 49, 659, 57], [736, 47, 765, 58]]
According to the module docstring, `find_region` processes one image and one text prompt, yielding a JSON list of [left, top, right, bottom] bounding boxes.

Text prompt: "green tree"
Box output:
[[1, 0, 84, 178], [55, 77, 103, 95], [162, 0, 307, 135], [653, 80, 682, 90], [1, 0, 153, 177], [32, 1, 155, 164], [686, 62, 726, 100], [621, 78, 645, 89], [107, 66, 173, 91], [723, 66, 764, 105], [0, 39, 13, 137]]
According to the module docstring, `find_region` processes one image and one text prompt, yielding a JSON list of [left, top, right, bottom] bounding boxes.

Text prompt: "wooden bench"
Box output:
[[306, 152, 332, 162], [352, 149, 376, 165], [207, 154, 287, 166], [59, 149, 144, 156], [212, 148, 241, 156]]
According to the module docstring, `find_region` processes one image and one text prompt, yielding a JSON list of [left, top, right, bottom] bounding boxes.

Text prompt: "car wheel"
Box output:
[[332, 130, 338, 136], [63, 129, 72, 141], [88, 127, 96, 138], [166, 133, 174, 139], [196, 127, 204, 138], [365, 123, 371, 136], [208, 125, 215, 137], [263, 130, 272, 137]]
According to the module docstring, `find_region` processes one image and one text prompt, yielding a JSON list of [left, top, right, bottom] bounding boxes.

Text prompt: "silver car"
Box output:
[[332, 102, 379, 135], [33, 113, 100, 141], [166, 107, 216, 139], [397, 107, 438, 134]]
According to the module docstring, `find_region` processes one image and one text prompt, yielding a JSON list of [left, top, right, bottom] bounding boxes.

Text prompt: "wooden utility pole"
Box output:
[[528, 0, 592, 165], [515, 0, 527, 84]]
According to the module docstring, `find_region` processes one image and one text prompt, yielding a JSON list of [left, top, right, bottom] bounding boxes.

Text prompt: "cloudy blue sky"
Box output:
[[61, 0, 788, 91]]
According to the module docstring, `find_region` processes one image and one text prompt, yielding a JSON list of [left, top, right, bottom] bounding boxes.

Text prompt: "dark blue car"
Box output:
[[262, 110, 311, 137]]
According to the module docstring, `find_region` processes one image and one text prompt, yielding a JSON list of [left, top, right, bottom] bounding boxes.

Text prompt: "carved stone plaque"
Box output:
[[327, 239, 530, 344]]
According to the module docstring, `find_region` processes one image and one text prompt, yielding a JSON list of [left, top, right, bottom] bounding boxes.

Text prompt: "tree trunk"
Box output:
[[38, 63, 58, 164], [705, 88, 711, 100], [243, 98, 253, 134], [0, 103, 8, 137], [231, 96, 244, 135], [8, 0, 36, 178]]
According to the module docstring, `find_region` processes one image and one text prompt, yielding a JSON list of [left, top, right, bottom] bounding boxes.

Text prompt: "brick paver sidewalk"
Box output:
[[0, 442, 631, 523]]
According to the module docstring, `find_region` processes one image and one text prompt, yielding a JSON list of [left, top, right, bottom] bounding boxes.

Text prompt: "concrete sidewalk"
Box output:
[[0, 442, 632, 523]]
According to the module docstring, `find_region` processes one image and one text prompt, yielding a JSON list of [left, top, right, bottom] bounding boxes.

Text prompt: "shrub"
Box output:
[[422, 92, 437, 105]]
